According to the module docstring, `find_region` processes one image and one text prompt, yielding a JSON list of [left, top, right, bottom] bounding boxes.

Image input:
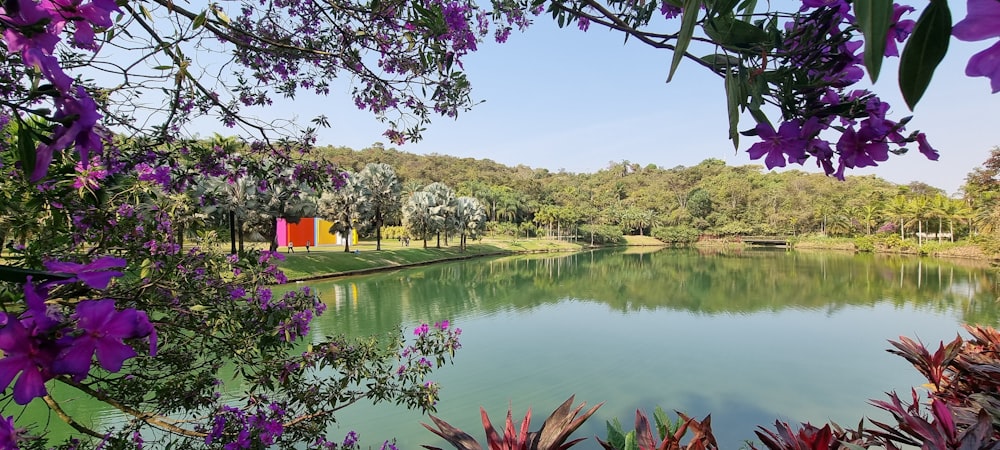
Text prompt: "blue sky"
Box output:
[[228, 4, 1000, 195]]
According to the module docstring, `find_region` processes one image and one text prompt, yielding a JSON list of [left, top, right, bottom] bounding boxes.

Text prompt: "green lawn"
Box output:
[[277, 236, 592, 280]]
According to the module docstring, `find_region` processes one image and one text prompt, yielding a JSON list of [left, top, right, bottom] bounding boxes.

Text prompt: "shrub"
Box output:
[[651, 226, 701, 244], [381, 225, 407, 240], [854, 235, 875, 252], [578, 225, 625, 246], [487, 221, 519, 237]]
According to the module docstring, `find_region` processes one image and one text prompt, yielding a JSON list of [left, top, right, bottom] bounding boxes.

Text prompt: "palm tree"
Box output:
[[454, 196, 487, 251], [885, 195, 910, 240], [357, 163, 401, 250], [907, 196, 932, 245], [859, 203, 880, 235], [424, 182, 457, 248], [318, 172, 366, 252], [402, 191, 441, 248]]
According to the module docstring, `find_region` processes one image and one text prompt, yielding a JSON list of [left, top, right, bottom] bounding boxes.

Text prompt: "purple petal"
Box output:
[[74, 299, 115, 330], [54, 338, 97, 380], [95, 340, 136, 373], [12, 364, 47, 405], [101, 308, 144, 338], [765, 148, 788, 168], [916, 133, 939, 160], [0, 356, 28, 393], [953, 0, 1000, 41], [965, 40, 1000, 93]]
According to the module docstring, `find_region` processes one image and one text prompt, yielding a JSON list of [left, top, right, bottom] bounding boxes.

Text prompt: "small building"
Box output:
[[276, 218, 357, 247]]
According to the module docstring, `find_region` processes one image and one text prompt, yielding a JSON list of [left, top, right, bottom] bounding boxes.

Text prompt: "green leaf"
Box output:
[[899, 0, 951, 109], [624, 431, 638, 450], [667, 0, 703, 82], [724, 65, 742, 148], [701, 53, 742, 70], [193, 10, 207, 29], [16, 125, 36, 181], [704, 16, 768, 50], [0, 265, 72, 284], [854, 0, 893, 82], [708, 0, 740, 16], [737, 0, 757, 20]]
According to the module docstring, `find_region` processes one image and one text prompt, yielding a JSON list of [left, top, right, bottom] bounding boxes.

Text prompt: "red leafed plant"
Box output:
[[596, 408, 718, 450], [751, 420, 875, 450], [422, 395, 603, 450]]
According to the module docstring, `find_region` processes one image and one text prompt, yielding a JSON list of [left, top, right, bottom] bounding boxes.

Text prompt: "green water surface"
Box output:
[[304, 248, 1000, 449], [10, 248, 1000, 449]]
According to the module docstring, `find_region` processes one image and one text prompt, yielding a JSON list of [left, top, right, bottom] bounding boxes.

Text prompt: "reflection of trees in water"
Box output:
[[305, 249, 1000, 338]]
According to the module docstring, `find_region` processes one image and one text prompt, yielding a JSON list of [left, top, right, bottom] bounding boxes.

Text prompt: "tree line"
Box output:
[[314, 143, 1000, 246]]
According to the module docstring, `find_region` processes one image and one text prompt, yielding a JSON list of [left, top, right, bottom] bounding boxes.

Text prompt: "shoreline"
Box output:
[[278, 236, 998, 283]]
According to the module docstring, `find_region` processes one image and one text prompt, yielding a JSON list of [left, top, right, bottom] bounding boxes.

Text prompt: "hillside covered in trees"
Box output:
[[315, 143, 996, 245]]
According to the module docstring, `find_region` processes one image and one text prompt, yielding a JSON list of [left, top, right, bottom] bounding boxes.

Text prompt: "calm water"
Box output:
[[305, 248, 1000, 449], [12, 248, 1000, 448]]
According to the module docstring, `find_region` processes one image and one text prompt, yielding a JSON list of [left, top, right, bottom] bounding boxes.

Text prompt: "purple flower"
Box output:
[[31, 88, 104, 182], [916, 132, 939, 161], [577, 16, 590, 31], [964, 41, 1000, 93], [414, 323, 430, 337], [885, 4, 916, 57], [747, 121, 807, 169], [835, 124, 890, 179], [54, 299, 156, 380], [435, 320, 450, 331], [0, 315, 56, 404], [660, 2, 682, 19], [0, 416, 20, 449], [343, 431, 359, 448], [953, 0, 1000, 92], [44, 256, 126, 290]]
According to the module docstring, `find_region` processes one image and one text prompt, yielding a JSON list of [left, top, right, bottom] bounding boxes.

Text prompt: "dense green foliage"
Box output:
[[314, 145, 998, 250]]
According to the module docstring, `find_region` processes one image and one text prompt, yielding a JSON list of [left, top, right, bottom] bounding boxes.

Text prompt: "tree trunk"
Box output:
[[176, 223, 185, 252], [229, 209, 237, 254], [268, 217, 279, 252], [343, 227, 352, 252], [436, 232, 441, 248], [238, 218, 245, 253], [375, 212, 383, 251]]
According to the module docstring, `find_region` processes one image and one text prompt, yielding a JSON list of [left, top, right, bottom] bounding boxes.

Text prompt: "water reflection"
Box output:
[[304, 249, 1000, 449], [308, 249, 1000, 337], [11, 249, 999, 449]]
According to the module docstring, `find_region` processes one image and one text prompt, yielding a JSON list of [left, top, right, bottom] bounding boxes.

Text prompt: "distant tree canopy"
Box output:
[[311, 144, 995, 241]]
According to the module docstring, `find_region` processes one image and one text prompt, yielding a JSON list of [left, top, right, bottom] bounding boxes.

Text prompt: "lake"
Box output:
[[302, 247, 1000, 449], [11, 247, 1000, 449]]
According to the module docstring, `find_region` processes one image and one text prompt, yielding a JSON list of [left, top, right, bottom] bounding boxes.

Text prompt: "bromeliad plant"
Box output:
[[422, 395, 603, 450], [597, 408, 718, 450]]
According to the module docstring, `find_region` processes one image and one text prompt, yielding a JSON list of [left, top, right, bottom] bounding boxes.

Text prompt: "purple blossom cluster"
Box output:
[[0, 0, 119, 182], [745, 0, 938, 179], [205, 401, 286, 448], [0, 257, 156, 405]]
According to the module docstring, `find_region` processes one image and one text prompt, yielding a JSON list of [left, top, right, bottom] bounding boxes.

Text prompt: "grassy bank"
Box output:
[[277, 236, 589, 281]]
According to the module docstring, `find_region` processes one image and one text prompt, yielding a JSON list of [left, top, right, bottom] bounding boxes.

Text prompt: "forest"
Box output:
[[314, 142, 1000, 249]]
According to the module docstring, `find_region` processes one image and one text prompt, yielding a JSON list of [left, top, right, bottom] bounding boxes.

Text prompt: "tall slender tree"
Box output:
[[358, 163, 402, 250]]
